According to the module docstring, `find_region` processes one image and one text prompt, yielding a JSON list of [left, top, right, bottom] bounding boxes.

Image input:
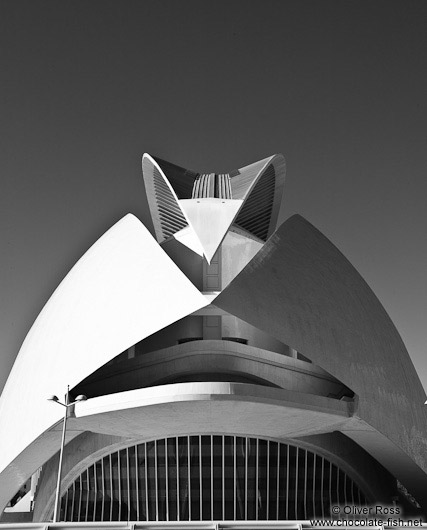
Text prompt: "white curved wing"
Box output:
[[0, 214, 208, 507]]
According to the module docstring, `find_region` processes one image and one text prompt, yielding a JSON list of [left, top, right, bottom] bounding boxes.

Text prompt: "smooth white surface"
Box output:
[[4, 491, 32, 513], [73, 382, 353, 439], [172, 225, 204, 257], [0, 214, 208, 501], [179, 199, 243, 263]]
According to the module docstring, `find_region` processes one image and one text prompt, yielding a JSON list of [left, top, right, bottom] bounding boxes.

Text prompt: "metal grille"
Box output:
[[192, 174, 232, 199], [59, 436, 368, 522], [152, 166, 188, 240]]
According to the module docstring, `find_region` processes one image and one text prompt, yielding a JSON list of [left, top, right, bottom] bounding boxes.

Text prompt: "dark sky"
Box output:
[[1, 1, 426, 395]]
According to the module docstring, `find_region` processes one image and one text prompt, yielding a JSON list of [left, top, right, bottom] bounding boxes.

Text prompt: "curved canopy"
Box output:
[[72, 382, 354, 439]]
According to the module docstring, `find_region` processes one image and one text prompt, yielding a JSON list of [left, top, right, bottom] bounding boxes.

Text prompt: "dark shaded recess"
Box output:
[[214, 214, 427, 513], [234, 164, 275, 241], [72, 363, 279, 401], [153, 156, 198, 199], [177, 337, 203, 344], [228, 168, 240, 178], [221, 336, 248, 344], [154, 371, 280, 387]]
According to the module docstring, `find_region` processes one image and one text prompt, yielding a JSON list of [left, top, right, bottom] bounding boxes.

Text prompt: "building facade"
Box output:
[[0, 153, 426, 522]]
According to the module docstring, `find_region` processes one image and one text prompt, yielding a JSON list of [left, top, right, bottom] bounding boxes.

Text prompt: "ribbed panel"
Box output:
[[230, 157, 273, 200], [59, 435, 368, 522], [217, 174, 232, 199], [152, 167, 187, 240], [192, 174, 213, 198], [234, 164, 275, 241], [192, 174, 232, 199]]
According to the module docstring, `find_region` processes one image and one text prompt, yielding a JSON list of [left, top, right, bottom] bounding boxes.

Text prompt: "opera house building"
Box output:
[[1, 153, 426, 524]]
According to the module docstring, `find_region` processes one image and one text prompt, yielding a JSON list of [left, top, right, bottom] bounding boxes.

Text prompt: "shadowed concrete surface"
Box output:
[[214, 214, 427, 509], [74, 340, 351, 398]]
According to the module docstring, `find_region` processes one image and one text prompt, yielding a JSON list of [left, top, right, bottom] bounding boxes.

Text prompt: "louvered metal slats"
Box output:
[[152, 167, 187, 240], [192, 174, 232, 199], [59, 435, 368, 522], [234, 165, 275, 241]]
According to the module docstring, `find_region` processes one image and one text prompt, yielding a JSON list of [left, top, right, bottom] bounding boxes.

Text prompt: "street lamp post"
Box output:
[[47, 387, 87, 522]]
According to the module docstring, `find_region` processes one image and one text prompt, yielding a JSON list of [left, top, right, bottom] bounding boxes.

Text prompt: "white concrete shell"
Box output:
[[0, 214, 208, 511], [215, 214, 427, 510], [3, 153, 424, 519]]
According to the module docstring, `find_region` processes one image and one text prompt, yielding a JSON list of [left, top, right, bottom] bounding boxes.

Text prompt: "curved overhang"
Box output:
[[6, 381, 357, 519], [70, 382, 356, 439], [214, 214, 427, 509], [75, 340, 351, 399], [0, 214, 209, 512]]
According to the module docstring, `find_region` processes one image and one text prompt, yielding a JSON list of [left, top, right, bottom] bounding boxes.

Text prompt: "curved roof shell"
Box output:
[[214, 214, 427, 508], [0, 214, 208, 511]]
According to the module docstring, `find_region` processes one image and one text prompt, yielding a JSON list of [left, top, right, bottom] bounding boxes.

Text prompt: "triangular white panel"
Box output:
[[173, 225, 204, 257], [179, 199, 243, 263], [0, 214, 208, 500]]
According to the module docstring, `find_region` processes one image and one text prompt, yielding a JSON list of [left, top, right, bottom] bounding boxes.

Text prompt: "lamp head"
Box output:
[[74, 395, 87, 402], [47, 395, 59, 402]]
